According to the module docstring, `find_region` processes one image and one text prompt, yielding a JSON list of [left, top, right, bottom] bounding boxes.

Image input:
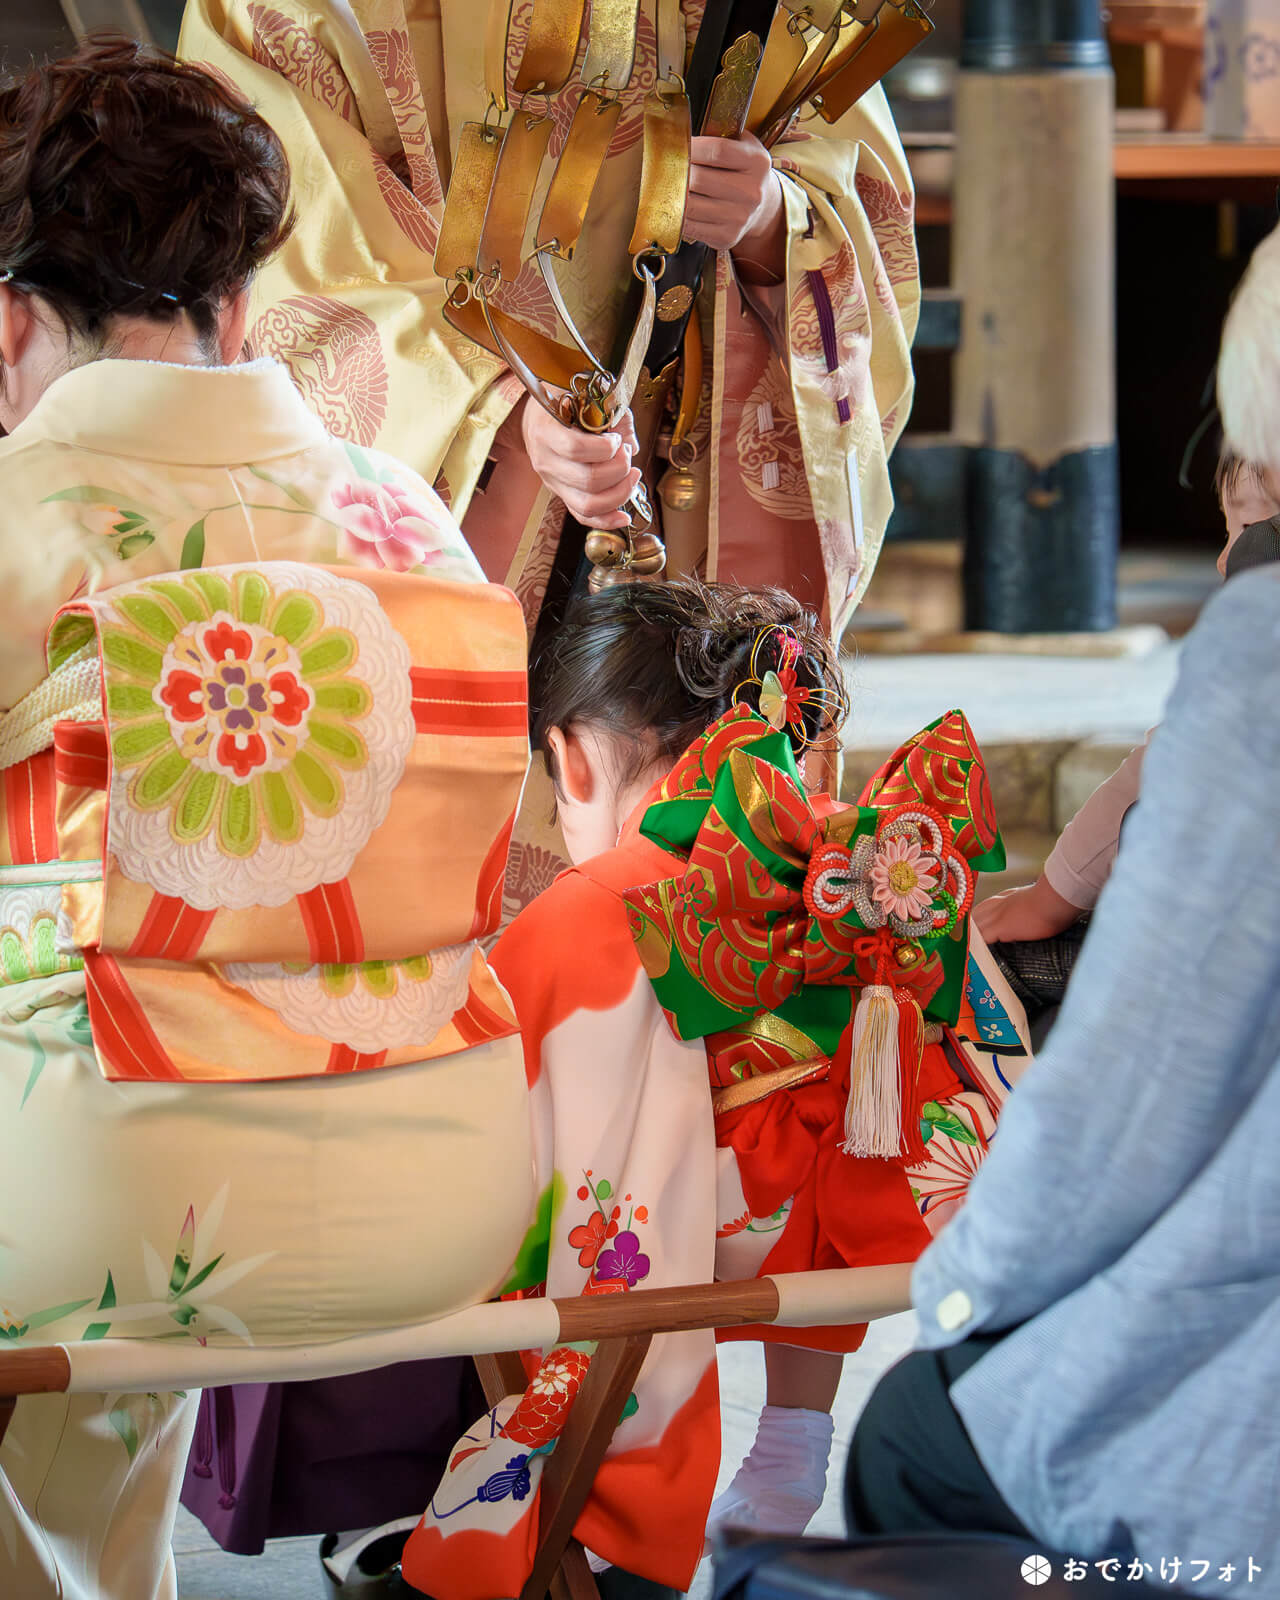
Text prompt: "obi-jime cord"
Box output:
[[179, 0, 930, 639], [405, 703, 1029, 1600]]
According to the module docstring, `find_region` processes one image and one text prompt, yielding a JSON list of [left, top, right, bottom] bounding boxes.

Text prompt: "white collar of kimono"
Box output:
[[10, 358, 328, 465]]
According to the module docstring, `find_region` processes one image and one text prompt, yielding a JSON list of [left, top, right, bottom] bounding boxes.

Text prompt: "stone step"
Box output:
[[842, 731, 1149, 839], [855, 540, 1221, 643], [838, 648, 1165, 837]]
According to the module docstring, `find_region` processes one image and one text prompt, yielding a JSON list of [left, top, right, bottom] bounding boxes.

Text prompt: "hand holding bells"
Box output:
[[433, 0, 933, 594]]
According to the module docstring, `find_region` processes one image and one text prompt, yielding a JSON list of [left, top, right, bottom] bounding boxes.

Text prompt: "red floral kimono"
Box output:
[[403, 707, 1030, 1600]]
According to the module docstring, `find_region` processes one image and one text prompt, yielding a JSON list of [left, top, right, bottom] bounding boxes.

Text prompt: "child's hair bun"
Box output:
[[532, 577, 848, 785]]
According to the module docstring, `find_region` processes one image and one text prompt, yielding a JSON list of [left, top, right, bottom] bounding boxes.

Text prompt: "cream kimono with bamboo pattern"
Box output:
[[178, 0, 919, 639], [0, 358, 535, 1600]]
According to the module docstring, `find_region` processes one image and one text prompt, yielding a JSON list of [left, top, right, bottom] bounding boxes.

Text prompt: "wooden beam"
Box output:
[[906, 134, 1280, 223], [0, 1273, 894, 1403], [1113, 136, 1280, 180], [520, 1335, 653, 1600], [474, 1350, 530, 1409], [0, 1345, 72, 1399], [556, 1277, 779, 1342]]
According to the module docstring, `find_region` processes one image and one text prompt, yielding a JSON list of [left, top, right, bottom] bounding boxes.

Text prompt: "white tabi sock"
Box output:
[[705, 1405, 835, 1541]]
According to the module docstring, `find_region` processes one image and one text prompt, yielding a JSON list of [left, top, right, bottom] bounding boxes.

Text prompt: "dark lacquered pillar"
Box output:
[[955, 0, 1119, 632]]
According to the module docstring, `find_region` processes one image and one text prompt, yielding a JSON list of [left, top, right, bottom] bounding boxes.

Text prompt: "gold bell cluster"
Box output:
[[585, 527, 669, 592]]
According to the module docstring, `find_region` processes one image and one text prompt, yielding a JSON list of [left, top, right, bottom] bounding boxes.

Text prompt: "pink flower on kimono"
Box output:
[[568, 1210, 609, 1269], [869, 835, 939, 923], [594, 1230, 650, 1289], [331, 479, 448, 571]]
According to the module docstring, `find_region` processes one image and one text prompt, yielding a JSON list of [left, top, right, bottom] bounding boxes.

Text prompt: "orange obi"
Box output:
[[19, 561, 529, 1081]]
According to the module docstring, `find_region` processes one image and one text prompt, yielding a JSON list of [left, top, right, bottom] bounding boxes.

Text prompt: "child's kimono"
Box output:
[[404, 706, 1029, 1600]]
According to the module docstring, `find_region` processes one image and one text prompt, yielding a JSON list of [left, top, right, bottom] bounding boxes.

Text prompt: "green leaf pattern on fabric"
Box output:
[[920, 1100, 979, 1147], [1, 1187, 273, 1356], [499, 1175, 566, 1295]]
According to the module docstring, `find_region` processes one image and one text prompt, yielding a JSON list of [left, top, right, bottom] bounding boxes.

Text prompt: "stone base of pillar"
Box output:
[[964, 444, 1120, 632]]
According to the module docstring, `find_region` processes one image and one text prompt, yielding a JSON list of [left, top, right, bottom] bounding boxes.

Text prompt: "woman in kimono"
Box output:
[[0, 39, 534, 1600], [404, 580, 1029, 1600]]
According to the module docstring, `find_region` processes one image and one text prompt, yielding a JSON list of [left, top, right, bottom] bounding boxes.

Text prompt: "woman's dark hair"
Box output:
[[532, 578, 849, 788], [0, 35, 293, 346]]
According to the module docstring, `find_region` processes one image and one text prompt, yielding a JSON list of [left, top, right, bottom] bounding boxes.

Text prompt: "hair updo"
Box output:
[[532, 578, 848, 786], [0, 36, 293, 345]]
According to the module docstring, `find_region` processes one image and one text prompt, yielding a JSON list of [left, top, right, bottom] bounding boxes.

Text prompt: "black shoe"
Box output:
[[594, 1565, 684, 1600], [320, 1527, 418, 1598]]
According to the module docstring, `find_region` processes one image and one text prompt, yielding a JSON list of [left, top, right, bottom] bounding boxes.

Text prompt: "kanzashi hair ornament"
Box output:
[[730, 625, 836, 752], [122, 276, 180, 306]]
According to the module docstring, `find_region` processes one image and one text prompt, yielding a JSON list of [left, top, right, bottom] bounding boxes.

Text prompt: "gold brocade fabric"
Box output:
[[0, 359, 528, 1078], [179, 0, 921, 640]]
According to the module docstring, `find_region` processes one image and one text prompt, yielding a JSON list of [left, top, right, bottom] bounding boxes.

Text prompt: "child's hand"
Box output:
[[973, 875, 1085, 945]]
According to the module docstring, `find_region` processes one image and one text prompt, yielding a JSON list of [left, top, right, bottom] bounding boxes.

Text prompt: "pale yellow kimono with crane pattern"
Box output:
[[179, 0, 920, 643]]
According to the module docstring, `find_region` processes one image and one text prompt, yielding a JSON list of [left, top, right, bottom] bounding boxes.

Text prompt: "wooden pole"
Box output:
[[520, 1335, 653, 1600], [954, 0, 1118, 632]]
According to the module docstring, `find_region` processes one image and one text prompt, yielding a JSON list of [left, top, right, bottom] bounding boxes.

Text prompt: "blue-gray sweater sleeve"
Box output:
[[913, 568, 1280, 1344]]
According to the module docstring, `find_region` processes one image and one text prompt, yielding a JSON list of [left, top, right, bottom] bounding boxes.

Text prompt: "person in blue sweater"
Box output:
[[843, 224, 1280, 1599]]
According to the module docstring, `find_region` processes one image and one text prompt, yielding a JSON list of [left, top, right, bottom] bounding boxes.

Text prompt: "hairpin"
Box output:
[[122, 276, 180, 306], [0, 270, 13, 285], [730, 625, 837, 752]]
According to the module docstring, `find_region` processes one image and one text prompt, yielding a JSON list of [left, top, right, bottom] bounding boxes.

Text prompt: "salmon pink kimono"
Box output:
[[403, 707, 1030, 1600]]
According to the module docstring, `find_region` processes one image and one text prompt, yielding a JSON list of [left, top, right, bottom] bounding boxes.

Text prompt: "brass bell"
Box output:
[[896, 941, 925, 971], [588, 564, 638, 593], [584, 530, 628, 568], [658, 438, 701, 514], [658, 463, 701, 514], [627, 529, 667, 577]]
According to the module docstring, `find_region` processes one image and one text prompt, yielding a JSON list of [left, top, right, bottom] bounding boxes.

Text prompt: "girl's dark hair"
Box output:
[[0, 35, 293, 346], [532, 578, 848, 787]]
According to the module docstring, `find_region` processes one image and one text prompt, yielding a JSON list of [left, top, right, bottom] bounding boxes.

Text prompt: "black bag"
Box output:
[[712, 1530, 1175, 1600]]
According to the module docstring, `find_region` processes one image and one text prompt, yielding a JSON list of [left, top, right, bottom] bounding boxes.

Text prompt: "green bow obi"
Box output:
[[623, 705, 1005, 1066]]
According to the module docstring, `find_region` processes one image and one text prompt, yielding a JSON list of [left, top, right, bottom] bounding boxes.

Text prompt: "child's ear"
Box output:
[[546, 725, 595, 808]]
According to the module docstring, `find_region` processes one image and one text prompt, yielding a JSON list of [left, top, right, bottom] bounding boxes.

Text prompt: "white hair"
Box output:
[[1218, 223, 1280, 477]]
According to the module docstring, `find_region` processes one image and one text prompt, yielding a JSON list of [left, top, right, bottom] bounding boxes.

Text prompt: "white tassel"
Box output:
[[841, 984, 902, 1157]]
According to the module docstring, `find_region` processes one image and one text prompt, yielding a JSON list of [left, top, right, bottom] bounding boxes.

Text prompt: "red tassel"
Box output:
[[895, 993, 927, 1167]]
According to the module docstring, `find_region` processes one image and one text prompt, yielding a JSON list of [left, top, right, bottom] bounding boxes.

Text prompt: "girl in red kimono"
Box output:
[[404, 581, 1028, 1600]]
